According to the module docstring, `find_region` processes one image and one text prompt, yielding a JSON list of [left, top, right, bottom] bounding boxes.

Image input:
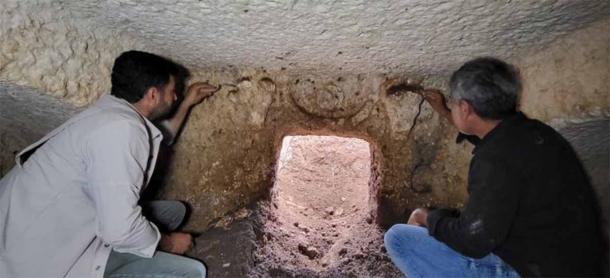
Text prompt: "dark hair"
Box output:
[[449, 57, 521, 119], [111, 50, 190, 103]]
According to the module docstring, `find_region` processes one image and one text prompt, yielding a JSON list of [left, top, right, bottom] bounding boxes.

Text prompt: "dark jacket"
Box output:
[[427, 112, 604, 276]]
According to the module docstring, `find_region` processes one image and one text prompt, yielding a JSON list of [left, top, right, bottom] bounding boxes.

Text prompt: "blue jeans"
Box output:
[[104, 201, 206, 278], [384, 224, 520, 278]]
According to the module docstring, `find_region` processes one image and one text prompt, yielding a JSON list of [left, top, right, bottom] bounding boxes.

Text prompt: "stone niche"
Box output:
[[155, 70, 471, 231], [153, 19, 610, 232]]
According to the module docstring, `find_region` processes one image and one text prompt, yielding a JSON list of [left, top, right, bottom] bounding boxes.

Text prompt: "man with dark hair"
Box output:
[[0, 50, 216, 277], [384, 57, 604, 277]]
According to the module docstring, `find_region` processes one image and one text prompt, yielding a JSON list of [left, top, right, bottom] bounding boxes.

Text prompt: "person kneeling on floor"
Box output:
[[0, 50, 218, 277], [384, 57, 604, 277]]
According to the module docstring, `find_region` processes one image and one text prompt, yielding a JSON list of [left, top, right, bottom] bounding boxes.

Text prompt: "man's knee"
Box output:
[[188, 260, 206, 278], [384, 224, 403, 253], [181, 257, 206, 278], [384, 224, 422, 254], [145, 200, 187, 231], [169, 201, 187, 225]]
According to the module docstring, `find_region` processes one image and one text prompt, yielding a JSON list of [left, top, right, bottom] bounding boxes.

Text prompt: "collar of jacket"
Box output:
[[472, 112, 527, 155], [99, 94, 163, 140]]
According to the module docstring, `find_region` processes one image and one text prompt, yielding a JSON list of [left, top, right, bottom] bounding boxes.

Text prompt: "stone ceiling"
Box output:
[[62, 0, 609, 77]]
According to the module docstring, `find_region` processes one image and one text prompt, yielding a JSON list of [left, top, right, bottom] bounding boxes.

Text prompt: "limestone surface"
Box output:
[[158, 19, 610, 230], [0, 82, 77, 175], [61, 0, 608, 78], [0, 0, 145, 106], [0, 1, 607, 235]]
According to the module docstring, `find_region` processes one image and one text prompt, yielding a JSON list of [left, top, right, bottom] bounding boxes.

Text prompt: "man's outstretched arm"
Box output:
[[160, 82, 218, 144], [423, 88, 480, 145], [422, 88, 453, 125]]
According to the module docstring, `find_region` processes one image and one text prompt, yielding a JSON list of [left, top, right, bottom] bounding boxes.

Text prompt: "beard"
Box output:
[[149, 99, 175, 120]]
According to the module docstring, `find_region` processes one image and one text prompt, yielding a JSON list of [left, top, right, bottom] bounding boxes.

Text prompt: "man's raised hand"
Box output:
[[407, 208, 429, 227], [184, 82, 218, 107]]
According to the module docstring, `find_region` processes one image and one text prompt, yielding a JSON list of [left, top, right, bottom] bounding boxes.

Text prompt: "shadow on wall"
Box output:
[[559, 119, 610, 244]]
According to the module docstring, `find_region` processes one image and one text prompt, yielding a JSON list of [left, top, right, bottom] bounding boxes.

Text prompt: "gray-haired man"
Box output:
[[384, 57, 604, 277]]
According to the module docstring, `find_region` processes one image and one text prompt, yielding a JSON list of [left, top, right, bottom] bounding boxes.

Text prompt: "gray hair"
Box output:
[[449, 57, 521, 119]]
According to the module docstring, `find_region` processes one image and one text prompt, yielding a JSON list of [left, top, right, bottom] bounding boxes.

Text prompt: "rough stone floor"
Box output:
[[189, 202, 402, 277], [188, 136, 403, 277]]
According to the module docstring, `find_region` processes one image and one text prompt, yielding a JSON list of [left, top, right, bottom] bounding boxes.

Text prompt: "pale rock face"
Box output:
[[0, 0, 146, 107], [56, 0, 608, 78], [290, 74, 379, 119], [0, 82, 78, 176], [517, 19, 610, 124], [0, 1, 608, 230]]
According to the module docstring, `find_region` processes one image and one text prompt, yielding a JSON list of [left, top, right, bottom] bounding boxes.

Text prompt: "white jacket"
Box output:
[[0, 95, 163, 277]]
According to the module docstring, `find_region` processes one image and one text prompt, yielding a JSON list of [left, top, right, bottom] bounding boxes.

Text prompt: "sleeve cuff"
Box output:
[[134, 223, 161, 258], [113, 223, 161, 258], [427, 208, 460, 236]]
